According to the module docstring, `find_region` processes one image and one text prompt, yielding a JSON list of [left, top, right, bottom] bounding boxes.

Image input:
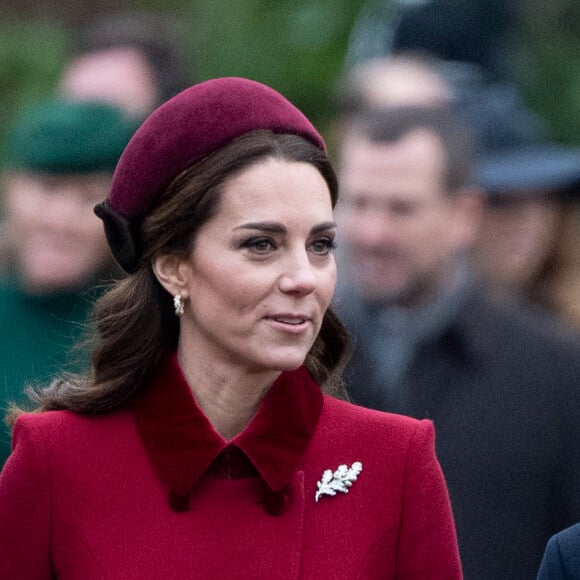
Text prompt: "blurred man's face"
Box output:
[[339, 129, 476, 306], [59, 47, 158, 118], [3, 172, 112, 294]]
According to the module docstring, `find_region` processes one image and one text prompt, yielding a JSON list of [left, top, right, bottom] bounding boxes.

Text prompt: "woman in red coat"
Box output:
[[0, 78, 462, 579]]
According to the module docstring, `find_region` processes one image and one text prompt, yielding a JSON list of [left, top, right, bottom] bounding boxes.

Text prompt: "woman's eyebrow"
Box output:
[[311, 221, 337, 234], [235, 221, 337, 234], [235, 222, 286, 234]]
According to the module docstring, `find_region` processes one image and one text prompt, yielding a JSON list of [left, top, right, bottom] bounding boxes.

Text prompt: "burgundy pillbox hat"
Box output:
[[95, 76, 325, 273]]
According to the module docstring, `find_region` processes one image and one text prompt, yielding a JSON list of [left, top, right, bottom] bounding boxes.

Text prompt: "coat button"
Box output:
[[261, 487, 289, 516], [169, 490, 191, 512]]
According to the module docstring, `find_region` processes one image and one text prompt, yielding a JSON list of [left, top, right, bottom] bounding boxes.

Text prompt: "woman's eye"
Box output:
[[310, 238, 336, 255], [243, 237, 276, 253]]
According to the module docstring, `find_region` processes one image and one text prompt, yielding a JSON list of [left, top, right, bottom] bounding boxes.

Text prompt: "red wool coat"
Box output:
[[0, 355, 461, 579]]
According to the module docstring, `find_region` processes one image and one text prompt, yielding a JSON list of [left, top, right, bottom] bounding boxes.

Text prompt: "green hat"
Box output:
[[5, 100, 136, 174]]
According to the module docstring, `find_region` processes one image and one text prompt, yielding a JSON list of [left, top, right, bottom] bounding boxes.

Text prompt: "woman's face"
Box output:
[[3, 171, 111, 294], [474, 194, 561, 289], [170, 158, 336, 375]]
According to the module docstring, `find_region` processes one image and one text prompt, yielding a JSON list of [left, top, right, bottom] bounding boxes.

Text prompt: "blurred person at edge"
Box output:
[[334, 105, 580, 580], [59, 12, 192, 119], [0, 78, 462, 578], [0, 100, 136, 465], [537, 521, 580, 578]]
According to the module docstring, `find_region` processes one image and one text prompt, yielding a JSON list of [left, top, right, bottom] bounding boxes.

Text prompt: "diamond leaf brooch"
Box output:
[[315, 462, 363, 502]]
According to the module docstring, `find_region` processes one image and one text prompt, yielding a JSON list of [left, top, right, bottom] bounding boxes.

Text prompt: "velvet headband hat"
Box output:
[[95, 77, 326, 273]]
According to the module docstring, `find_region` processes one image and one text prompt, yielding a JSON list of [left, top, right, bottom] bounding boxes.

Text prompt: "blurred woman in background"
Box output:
[[474, 148, 580, 329]]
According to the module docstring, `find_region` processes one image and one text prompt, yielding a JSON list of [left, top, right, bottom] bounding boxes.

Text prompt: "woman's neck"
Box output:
[[177, 345, 280, 440]]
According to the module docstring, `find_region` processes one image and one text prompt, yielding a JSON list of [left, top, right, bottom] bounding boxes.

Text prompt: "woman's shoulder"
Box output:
[[6, 409, 138, 477], [310, 397, 441, 495], [320, 395, 433, 442], [16, 408, 130, 428], [13, 408, 134, 451]]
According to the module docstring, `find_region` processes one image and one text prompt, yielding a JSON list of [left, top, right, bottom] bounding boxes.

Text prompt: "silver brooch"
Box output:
[[315, 462, 363, 502]]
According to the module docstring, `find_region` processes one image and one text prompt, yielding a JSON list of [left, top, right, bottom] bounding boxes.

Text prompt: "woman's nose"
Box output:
[[278, 251, 317, 295]]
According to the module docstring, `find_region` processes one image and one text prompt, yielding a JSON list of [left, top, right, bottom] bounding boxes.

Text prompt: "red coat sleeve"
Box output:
[[396, 420, 463, 579], [0, 415, 52, 579]]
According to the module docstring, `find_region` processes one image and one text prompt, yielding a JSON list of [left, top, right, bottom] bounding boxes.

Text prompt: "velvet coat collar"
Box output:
[[133, 354, 323, 514]]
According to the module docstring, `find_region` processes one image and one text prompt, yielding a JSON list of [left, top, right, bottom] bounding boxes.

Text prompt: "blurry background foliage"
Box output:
[[0, 0, 366, 161], [522, 0, 580, 144], [2, 0, 580, 160]]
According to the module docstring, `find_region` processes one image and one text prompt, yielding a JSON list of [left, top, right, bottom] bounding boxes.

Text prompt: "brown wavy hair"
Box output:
[[13, 130, 349, 418]]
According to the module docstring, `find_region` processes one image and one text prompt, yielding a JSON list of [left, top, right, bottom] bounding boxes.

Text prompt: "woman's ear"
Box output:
[[152, 254, 190, 299]]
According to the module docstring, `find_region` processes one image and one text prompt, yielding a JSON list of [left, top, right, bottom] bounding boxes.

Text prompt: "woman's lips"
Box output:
[[266, 314, 311, 333]]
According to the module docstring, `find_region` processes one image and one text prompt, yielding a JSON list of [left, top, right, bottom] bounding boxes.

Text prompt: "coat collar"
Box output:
[[133, 353, 323, 512]]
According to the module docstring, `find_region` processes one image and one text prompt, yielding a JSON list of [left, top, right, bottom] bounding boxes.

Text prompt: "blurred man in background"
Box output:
[[335, 104, 580, 579], [59, 13, 192, 118], [336, 52, 580, 330], [0, 99, 135, 464]]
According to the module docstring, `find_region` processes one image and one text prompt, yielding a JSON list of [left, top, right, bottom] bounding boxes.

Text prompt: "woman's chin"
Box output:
[[255, 350, 310, 374]]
